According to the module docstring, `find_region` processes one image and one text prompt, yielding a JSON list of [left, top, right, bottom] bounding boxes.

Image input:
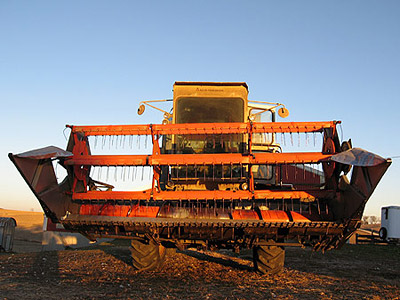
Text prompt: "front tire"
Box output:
[[253, 244, 285, 275], [130, 239, 166, 271]]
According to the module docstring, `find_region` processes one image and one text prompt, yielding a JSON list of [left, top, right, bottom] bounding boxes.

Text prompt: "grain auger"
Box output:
[[9, 82, 391, 274]]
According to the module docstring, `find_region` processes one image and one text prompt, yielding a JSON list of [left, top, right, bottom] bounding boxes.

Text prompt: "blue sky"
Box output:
[[0, 1, 399, 216]]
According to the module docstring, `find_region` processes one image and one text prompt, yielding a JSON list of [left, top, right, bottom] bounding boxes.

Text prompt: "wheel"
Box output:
[[253, 244, 285, 275], [130, 239, 166, 271], [379, 227, 388, 241]]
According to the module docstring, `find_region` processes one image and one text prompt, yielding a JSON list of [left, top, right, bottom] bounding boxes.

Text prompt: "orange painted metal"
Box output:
[[65, 155, 149, 166], [251, 121, 340, 134], [68, 121, 339, 136], [154, 190, 252, 201], [231, 210, 260, 220], [72, 189, 334, 201], [66, 120, 339, 214], [68, 124, 151, 136], [78, 203, 309, 222], [259, 210, 290, 222], [64, 152, 332, 166], [73, 191, 152, 201], [290, 211, 311, 222], [79, 203, 159, 217], [129, 205, 159, 218], [253, 190, 333, 201]]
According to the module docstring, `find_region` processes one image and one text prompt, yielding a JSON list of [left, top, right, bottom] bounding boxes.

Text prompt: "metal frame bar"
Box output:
[[67, 121, 339, 136], [64, 152, 332, 166], [72, 189, 334, 201]]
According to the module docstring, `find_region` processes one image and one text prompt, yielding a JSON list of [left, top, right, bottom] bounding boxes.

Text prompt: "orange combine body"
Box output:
[[9, 82, 391, 274]]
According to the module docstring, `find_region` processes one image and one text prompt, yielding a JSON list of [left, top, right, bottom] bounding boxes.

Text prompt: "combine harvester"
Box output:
[[9, 82, 391, 274]]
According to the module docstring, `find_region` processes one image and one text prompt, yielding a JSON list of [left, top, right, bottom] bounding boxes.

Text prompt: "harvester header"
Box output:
[[9, 81, 390, 274]]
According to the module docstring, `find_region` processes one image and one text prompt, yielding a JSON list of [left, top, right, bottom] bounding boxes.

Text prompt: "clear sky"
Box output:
[[0, 1, 399, 216]]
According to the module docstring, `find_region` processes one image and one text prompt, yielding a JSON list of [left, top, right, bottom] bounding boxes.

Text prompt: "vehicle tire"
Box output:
[[379, 227, 388, 241], [253, 244, 285, 275], [130, 239, 166, 271]]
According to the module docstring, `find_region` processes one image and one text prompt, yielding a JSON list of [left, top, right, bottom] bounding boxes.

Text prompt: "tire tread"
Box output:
[[253, 244, 285, 275]]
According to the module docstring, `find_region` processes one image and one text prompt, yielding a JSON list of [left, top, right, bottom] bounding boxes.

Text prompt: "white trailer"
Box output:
[[379, 206, 400, 242]]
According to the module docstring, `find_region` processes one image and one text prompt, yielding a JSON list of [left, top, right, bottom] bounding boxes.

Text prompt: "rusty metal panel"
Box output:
[[14, 146, 72, 159], [330, 148, 387, 166], [8, 153, 75, 222]]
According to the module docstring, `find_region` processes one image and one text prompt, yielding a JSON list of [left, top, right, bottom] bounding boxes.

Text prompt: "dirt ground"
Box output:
[[1, 243, 399, 300], [1, 209, 399, 299]]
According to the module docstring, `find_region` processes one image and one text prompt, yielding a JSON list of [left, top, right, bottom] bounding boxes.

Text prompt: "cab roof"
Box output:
[[174, 81, 248, 91]]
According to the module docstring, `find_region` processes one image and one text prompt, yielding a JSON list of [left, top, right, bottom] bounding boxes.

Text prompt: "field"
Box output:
[[0, 209, 43, 252], [1, 209, 399, 300]]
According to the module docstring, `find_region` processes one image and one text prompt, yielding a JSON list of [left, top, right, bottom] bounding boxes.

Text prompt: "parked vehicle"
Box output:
[[9, 82, 391, 274]]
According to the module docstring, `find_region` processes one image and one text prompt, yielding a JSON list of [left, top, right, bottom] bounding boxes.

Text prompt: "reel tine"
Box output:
[[89, 165, 94, 178], [98, 166, 102, 180], [298, 132, 300, 147]]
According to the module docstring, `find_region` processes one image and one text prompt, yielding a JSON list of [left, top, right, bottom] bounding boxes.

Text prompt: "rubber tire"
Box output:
[[130, 239, 166, 271], [253, 244, 285, 275], [379, 227, 388, 241]]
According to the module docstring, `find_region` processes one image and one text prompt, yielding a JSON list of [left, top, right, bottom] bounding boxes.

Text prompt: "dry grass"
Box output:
[[0, 208, 43, 252]]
